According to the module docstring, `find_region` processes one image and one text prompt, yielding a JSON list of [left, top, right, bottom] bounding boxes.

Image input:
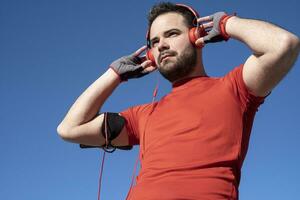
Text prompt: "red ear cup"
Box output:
[[146, 50, 156, 66], [188, 26, 208, 47]]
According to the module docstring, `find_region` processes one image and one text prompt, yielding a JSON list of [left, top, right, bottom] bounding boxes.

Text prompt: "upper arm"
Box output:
[[57, 113, 130, 147], [243, 54, 278, 97], [243, 35, 300, 97]]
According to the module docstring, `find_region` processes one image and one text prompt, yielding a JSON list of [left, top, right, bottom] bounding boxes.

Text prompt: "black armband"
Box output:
[[101, 112, 132, 152], [102, 112, 125, 141], [79, 112, 132, 152]]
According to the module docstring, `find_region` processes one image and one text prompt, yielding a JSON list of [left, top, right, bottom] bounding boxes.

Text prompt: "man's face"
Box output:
[[149, 12, 197, 82]]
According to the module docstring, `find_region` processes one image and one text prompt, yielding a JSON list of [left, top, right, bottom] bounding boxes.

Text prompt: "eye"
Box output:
[[168, 31, 179, 37], [151, 40, 159, 48]]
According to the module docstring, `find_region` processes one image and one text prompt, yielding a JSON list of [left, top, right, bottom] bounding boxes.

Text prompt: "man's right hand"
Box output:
[[110, 46, 157, 81]]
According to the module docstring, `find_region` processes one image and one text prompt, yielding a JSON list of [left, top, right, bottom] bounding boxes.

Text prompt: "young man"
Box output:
[[57, 2, 299, 200]]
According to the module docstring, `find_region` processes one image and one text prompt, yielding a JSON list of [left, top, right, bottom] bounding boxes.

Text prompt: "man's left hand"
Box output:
[[195, 12, 233, 47]]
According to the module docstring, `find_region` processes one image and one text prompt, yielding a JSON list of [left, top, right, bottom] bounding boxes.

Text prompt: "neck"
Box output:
[[189, 60, 206, 77], [172, 53, 206, 85]]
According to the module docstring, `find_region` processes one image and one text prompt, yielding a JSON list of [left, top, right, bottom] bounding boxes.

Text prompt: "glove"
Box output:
[[110, 46, 154, 81], [201, 12, 235, 44]]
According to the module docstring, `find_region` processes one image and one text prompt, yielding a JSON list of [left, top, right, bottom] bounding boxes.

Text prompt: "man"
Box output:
[[57, 2, 299, 200]]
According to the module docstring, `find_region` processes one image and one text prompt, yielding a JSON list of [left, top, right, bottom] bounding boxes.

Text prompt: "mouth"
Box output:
[[160, 54, 173, 63]]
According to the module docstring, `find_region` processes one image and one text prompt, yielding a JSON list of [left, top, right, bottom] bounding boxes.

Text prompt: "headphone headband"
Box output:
[[146, 3, 200, 48], [175, 3, 199, 18]]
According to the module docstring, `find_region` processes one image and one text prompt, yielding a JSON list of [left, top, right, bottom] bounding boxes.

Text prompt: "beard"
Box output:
[[158, 45, 197, 83]]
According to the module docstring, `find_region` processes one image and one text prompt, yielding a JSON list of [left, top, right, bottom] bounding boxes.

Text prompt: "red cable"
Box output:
[[127, 74, 159, 199], [98, 74, 159, 200], [98, 150, 106, 200], [126, 153, 140, 200], [152, 73, 160, 103]]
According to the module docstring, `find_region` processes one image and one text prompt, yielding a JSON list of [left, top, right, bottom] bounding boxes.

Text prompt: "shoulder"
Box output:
[[222, 64, 266, 108], [120, 102, 157, 120]]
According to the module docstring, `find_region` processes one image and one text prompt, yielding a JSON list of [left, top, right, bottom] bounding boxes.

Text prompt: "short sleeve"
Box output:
[[120, 107, 140, 145], [224, 64, 266, 110], [120, 103, 154, 146]]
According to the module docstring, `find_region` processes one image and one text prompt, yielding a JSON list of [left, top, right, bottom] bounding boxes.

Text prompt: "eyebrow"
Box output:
[[150, 28, 181, 46]]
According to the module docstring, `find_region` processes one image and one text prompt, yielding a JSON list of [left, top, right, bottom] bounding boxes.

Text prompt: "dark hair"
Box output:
[[147, 2, 197, 30]]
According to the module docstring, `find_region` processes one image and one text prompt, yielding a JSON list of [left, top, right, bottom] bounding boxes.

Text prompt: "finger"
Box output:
[[143, 61, 158, 72], [143, 65, 157, 73], [141, 60, 153, 68], [195, 37, 205, 48], [140, 55, 147, 62], [202, 21, 214, 29], [197, 15, 213, 23], [203, 34, 213, 44], [133, 45, 147, 57]]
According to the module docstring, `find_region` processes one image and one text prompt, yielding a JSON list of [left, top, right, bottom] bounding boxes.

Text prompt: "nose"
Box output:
[[158, 38, 170, 52]]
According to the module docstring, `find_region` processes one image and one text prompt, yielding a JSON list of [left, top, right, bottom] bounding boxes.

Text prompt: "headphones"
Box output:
[[146, 4, 207, 66]]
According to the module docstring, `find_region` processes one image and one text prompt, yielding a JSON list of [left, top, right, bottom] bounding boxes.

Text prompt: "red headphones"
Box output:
[[146, 4, 207, 66]]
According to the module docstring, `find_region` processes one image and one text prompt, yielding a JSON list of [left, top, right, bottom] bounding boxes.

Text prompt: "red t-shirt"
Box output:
[[120, 65, 265, 200]]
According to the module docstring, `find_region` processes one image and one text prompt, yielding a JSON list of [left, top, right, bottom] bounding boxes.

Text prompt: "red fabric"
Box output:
[[120, 65, 265, 200]]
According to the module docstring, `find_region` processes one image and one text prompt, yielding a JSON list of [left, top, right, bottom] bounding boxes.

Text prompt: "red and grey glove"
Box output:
[[110, 54, 149, 81], [109, 46, 155, 82], [203, 12, 235, 43]]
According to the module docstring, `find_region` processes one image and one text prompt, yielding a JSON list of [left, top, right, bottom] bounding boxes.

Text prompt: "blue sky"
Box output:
[[1, 0, 299, 199]]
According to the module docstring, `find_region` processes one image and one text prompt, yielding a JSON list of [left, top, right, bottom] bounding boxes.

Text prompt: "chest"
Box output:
[[141, 85, 243, 152]]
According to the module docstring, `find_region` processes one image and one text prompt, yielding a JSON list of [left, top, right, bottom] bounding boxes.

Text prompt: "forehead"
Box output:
[[149, 12, 188, 39]]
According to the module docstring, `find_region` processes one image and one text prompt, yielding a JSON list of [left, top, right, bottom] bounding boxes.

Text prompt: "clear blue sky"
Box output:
[[1, 0, 299, 199]]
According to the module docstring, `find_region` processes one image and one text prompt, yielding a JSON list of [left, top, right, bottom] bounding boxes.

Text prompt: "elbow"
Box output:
[[273, 32, 300, 71], [57, 123, 73, 141], [280, 32, 300, 56], [292, 35, 300, 56], [287, 33, 300, 53]]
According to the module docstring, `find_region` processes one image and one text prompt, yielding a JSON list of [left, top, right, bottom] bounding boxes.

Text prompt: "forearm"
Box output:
[[57, 45, 153, 144], [58, 68, 120, 130]]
